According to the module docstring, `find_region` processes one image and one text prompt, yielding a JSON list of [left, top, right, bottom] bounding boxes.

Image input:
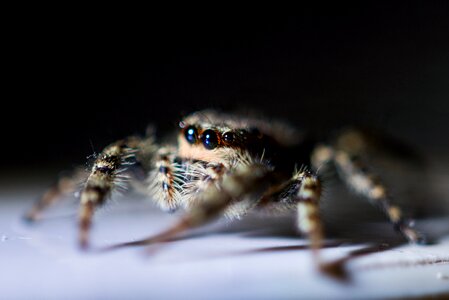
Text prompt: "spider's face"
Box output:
[[179, 122, 236, 150], [176, 110, 301, 166], [177, 118, 252, 164]]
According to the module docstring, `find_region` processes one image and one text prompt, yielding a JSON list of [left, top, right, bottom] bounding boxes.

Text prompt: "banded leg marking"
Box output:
[[79, 140, 136, 248], [24, 168, 86, 222], [295, 171, 323, 254], [256, 169, 323, 263], [147, 147, 187, 212], [334, 150, 425, 243]]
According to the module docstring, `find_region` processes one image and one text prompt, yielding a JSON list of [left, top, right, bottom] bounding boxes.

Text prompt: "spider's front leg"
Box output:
[[78, 136, 155, 249], [295, 172, 323, 255], [258, 169, 323, 260]]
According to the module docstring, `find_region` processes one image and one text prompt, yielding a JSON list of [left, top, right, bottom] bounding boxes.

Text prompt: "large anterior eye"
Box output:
[[201, 129, 219, 150], [184, 126, 198, 144]]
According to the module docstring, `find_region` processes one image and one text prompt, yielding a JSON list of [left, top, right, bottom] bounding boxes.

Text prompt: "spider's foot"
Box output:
[[78, 241, 90, 251], [400, 227, 427, 245], [22, 212, 38, 224], [78, 230, 91, 251], [405, 229, 428, 245]]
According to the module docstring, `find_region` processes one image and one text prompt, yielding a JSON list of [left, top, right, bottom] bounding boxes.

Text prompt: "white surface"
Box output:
[[1, 184, 449, 300]]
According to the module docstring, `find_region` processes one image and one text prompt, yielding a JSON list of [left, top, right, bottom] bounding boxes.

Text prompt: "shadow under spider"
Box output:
[[90, 216, 447, 280], [94, 229, 398, 281]]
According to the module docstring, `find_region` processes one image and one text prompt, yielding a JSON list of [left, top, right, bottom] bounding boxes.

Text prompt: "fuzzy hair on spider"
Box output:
[[25, 109, 426, 268]]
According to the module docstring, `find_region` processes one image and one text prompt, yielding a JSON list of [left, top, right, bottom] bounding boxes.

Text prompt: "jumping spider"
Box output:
[[25, 109, 424, 265]]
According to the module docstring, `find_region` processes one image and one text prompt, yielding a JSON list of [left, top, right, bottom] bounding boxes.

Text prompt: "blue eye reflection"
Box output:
[[184, 126, 197, 144], [201, 129, 218, 150]]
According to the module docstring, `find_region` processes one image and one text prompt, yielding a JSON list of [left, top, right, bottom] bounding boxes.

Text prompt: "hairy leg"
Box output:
[[25, 132, 159, 248], [77, 136, 159, 248], [78, 139, 136, 248], [258, 169, 323, 259], [24, 168, 87, 222], [311, 129, 425, 243]]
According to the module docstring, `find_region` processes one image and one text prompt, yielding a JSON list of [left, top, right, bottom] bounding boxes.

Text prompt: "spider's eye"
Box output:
[[222, 131, 234, 143], [184, 126, 198, 144], [201, 129, 219, 150], [249, 127, 263, 138]]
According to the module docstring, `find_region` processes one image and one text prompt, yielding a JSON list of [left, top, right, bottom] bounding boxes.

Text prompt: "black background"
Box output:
[[5, 4, 449, 171]]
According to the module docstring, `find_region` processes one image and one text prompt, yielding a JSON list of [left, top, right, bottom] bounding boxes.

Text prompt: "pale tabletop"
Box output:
[[1, 164, 448, 299]]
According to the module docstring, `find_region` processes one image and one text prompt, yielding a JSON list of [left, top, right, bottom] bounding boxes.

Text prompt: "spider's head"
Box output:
[[176, 109, 301, 165], [176, 110, 263, 164], [177, 119, 242, 164]]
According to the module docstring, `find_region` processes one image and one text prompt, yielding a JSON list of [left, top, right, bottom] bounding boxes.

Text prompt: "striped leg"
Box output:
[[258, 169, 323, 260], [78, 138, 143, 249], [146, 149, 225, 211], [295, 171, 323, 257], [24, 168, 87, 222], [333, 150, 424, 243], [146, 147, 185, 212], [310, 129, 425, 244]]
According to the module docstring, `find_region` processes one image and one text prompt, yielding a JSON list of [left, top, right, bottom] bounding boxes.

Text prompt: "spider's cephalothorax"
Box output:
[[25, 109, 425, 266]]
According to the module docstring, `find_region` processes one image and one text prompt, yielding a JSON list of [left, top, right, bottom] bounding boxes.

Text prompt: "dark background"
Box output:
[[5, 4, 449, 172]]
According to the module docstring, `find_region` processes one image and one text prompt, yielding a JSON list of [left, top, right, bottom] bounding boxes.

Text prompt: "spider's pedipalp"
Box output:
[[179, 161, 226, 208], [124, 160, 276, 246], [147, 146, 185, 212]]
